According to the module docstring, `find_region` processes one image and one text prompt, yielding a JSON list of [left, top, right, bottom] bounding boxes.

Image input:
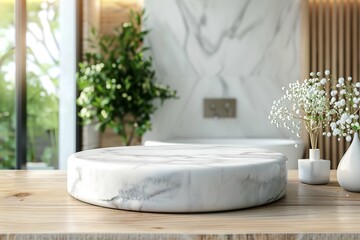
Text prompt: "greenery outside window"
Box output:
[[0, 0, 60, 169]]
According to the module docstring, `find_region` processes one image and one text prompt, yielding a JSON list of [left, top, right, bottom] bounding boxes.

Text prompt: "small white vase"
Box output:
[[298, 149, 330, 184], [337, 132, 360, 192]]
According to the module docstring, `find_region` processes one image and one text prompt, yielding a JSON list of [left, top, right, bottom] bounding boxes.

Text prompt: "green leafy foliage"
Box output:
[[25, 0, 59, 167], [0, 52, 15, 168], [26, 70, 58, 167], [77, 11, 177, 146], [0, 1, 14, 28], [0, 1, 59, 169]]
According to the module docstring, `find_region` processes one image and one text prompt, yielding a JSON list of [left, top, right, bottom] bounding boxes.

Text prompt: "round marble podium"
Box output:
[[67, 145, 287, 213]]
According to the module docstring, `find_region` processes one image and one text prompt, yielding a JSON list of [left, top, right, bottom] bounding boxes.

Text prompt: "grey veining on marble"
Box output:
[[67, 145, 287, 212], [143, 0, 301, 141]]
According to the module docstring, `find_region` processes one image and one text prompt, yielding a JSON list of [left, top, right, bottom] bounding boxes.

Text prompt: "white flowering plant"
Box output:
[[326, 76, 360, 142], [269, 71, 332, 149]]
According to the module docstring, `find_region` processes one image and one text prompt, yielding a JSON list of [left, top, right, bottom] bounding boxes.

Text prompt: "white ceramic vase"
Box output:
[[298, 149, 330, 184], [337, 132, 360, 192]]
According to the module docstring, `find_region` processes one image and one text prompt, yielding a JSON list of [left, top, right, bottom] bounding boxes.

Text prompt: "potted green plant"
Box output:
[[77, 11, 177, 146]]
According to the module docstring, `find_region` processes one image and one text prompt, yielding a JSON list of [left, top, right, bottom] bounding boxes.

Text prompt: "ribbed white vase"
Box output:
[[337, 132, 360, 192]]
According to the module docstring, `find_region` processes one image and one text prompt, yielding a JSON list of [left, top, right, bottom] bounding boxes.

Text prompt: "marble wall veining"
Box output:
[[143, 0, 302, 141]]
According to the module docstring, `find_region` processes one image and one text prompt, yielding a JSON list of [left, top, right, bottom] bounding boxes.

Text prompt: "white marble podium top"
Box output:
[[67, 145, 287, 213], [72, 145, 286, 166]]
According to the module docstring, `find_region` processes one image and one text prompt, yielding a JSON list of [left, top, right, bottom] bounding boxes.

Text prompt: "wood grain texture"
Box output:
[[1, 170, 360, 239]]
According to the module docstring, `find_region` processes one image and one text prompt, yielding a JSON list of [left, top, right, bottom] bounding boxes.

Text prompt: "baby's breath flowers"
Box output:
[[325, 75, 360, 142], [269, 71, 332, 149]]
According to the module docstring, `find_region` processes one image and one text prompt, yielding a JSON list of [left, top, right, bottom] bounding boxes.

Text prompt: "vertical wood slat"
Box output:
[[345, 0, 351, 78], [338, 0, 345, 164], [359, 0, 360, 86], [311, 0, 317, 79], [307, 0, 360, 168], [318, 0, 325, 158], [324, 0, 331, 162], [331, 0, 338, 169], [357, 0, 360, 153], [345, 0, 351, 150], [354, 0, 359, 84], [309, 0, 315, 157], [318, 1, 324, 74], [352, 0, 358, 152]]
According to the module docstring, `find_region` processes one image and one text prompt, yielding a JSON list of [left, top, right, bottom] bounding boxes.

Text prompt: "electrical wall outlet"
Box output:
[[203, 98, 236, 118]]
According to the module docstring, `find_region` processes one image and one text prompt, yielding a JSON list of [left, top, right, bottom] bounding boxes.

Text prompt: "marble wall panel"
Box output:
[[143, 0, 301, 141]]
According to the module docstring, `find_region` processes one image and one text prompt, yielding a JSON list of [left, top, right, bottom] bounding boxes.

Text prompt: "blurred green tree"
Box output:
[[0, 0, 59, 169]]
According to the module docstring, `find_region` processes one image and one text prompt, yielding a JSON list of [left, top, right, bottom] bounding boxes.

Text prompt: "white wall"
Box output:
[[59, 0, 79, 169], [143, 0, 301, 141]]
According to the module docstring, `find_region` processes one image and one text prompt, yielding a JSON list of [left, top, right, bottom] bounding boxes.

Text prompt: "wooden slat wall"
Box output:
[[100, 0, 143, 35], [82, 0, 142, 43], [307, 0, 360, 168]]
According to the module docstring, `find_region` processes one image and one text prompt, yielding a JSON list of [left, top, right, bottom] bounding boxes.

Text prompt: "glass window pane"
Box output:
[[26, 0, 60, 169], [0, 0, 15, 169]]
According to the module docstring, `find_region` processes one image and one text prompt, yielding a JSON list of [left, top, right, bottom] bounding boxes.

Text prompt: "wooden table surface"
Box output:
[[0, 170, 360, 240]]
